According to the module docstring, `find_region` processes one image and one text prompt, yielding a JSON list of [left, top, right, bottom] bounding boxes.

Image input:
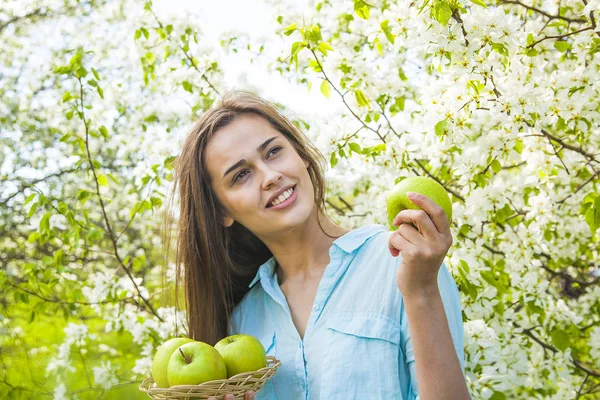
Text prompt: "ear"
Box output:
[[223, 214, 235, 228]]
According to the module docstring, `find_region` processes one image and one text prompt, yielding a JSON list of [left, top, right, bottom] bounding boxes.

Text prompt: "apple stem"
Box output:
[[178, 347, 191, 364]]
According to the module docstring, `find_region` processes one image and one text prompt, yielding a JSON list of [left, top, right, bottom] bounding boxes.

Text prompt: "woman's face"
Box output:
[[205, 113, 314, 238]]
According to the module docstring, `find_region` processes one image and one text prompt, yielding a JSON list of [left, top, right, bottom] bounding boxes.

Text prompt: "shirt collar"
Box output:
[[248, 224, 387, 288]]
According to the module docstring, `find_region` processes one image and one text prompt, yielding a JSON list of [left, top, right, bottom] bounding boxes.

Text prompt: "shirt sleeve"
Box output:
[[401, 262, 466, 399]]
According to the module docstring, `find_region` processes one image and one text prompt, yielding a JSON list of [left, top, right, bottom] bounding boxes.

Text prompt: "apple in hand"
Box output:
[[386, 176, 452, 230], [214, 334, 267, 377], [167, 341, 228, 386], [152, 337, 195, 388]]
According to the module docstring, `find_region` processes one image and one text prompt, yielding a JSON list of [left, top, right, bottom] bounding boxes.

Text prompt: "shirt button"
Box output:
[[325, 269, 333, 276], [313, 304, 320, 311], [330, 247, 337, 254]]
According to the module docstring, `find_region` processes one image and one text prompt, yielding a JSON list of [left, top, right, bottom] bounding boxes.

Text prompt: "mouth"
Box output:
[[266, 185, 297, 209]]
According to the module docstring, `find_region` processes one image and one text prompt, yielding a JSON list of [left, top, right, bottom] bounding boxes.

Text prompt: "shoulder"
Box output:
[[229, 282, 266, 335]]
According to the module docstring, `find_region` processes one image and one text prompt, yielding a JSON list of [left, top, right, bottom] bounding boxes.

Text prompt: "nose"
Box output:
[[261, 167, 283, 190]]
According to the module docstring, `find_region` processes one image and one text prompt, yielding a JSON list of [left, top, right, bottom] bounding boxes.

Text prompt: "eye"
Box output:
[[232, 146, 282, 184]]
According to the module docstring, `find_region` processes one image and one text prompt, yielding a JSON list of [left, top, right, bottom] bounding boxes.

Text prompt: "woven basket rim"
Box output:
[[139, 355, 281, 394]]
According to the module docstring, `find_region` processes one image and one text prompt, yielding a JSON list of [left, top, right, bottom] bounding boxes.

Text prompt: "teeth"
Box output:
[[270, 187, 294, 207]]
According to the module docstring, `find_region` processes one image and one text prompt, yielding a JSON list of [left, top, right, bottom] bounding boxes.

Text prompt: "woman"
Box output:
[[166, 91, 470, 399]]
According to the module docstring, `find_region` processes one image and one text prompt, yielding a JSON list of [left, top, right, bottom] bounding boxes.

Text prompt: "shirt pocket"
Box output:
[[320, 313, 403, 399], [255, 330, 278, 400]]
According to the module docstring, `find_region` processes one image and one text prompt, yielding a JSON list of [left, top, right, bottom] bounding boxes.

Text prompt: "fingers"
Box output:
[[207, 391, 255, 400], [388, 230, 415, 257], [405, 192, 451, 235], [393, 209, 438, 239]]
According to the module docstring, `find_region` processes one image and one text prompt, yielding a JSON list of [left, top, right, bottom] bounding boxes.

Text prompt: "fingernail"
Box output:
[[407, 192, 418, 198], [249, 391, 256, 399]]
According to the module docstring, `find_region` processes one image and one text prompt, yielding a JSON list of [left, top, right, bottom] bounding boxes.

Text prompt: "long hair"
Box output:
[[163, 91, 338, 344]]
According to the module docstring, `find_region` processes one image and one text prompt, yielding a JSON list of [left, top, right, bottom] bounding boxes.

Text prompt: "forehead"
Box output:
[[204, 113, 283, 178]]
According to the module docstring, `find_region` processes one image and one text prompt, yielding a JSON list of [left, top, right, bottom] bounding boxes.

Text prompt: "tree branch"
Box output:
[[77, 77, 162, 322]]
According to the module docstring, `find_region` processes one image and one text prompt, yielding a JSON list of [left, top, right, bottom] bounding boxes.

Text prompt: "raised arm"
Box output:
[[388, 192, 470, 400]]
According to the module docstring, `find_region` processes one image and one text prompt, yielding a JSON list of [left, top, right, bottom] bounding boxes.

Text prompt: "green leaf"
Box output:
[[330, 151, 338, 168], [54, 249, 64, 265], [374, 38, 383, 56], [164, 155, 177, 170], [99, 125, 109, 139], [381, 20, 395, 44], [150, 196, 163, 208], [551, 329, 570, 352], [62, 92, 72, 103], [316, 41, 334, 55], [584, 194, 600, 233], [526, 34, 534, 46], [354, 0, 370, 19], [320, 80, 331, 98], [469, 0, 487, 7], [77, 190, 90, 205], [435, 119, 448, 136], [130, 201, 143, 219], [514, 139, 524, 154], [354, 89, 370, 108], [554, 41, 571, 53], [39, 212, 52, 232], [290, 41, 306, 69], [283, 23, 297, 36], [349, 142, 362, 154], [182, 81, 193, 93], [24, 193, 36, 206], [434, 1, 453, 26], [305, 25, 322, 42], [489, 392, 507, 400], [98, 174, 108, 186], [27, 203, 38, 218], [491, 159, 502, 173]]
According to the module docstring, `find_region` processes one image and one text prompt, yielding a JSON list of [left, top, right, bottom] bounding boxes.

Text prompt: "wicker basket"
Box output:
[[139, 356, 281, 399]]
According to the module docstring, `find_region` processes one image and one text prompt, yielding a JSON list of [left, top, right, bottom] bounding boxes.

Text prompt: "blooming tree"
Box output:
[[0, 0, 598, 398]]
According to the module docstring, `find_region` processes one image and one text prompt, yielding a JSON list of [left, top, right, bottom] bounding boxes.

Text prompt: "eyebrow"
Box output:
[[222, 136, 279, 179]]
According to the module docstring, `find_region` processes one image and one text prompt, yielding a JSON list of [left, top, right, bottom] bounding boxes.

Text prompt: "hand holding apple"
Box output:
[[386, 176, 452, 231], [388, 191, 453, 298]]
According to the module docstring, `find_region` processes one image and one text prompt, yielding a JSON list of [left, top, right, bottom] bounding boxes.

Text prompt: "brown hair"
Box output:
[[163, 91, 338, 345]]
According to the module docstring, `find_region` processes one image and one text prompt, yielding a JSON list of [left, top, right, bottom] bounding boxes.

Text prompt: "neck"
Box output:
[[260, 205, 349, 285]]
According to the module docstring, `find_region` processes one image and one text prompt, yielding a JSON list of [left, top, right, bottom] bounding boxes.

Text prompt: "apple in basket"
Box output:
[[215, 334, 267, 377], [167, 341, 228, 386], [151, 337, 195, 387]]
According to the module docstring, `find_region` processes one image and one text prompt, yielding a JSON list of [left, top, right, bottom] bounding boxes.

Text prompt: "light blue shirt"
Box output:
[[229, 224, 465, 400]]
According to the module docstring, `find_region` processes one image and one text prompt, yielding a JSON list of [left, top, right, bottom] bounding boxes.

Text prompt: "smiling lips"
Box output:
[[267, 185, 297, 209]]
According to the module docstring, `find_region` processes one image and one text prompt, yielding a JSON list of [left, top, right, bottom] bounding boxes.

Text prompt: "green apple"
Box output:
[[152, 337, 195, 388], [167, 341, 228, 386], [214, 334, 267, 378], [386, 176, 452, 231]]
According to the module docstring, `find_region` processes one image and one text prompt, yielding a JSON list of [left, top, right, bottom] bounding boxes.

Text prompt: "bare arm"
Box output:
[[404, 287, 469, 400], [388, 191, 469, 400]]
